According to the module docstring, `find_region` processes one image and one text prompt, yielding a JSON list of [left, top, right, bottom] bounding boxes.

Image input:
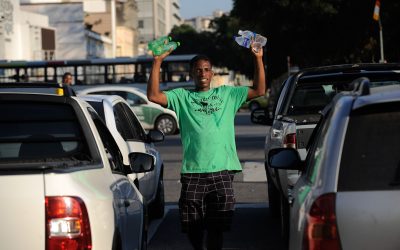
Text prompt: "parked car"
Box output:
[[80, 94, 166, 219], [76, 85, 179, 135], [269, 78, 400, 250], [0, 83, 154, 250], [242, 92, 269, 111], [251, 63, 400, 237]]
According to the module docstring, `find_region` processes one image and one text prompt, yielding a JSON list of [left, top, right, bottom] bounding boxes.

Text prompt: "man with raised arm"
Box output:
[[147, 44, 265, 250]]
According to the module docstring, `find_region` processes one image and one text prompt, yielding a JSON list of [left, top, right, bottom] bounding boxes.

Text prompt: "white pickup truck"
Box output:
[[0, 83, 154, 250]]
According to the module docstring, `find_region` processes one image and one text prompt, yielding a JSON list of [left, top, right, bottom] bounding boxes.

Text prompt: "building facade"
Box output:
[[183, 10, 226, 33], [0, 0, 55, 60], [137, 0, 181, 54]]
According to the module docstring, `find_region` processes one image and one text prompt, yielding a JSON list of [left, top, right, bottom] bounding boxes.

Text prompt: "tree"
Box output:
[[231, 0, 400, 78]]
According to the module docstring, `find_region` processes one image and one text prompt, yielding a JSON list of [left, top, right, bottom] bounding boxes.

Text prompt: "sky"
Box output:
[[179, 0, 233, 19]]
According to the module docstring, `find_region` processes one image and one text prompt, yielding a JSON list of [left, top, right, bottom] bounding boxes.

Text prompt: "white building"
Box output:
[[20, 0, 114, 59], [184, 10, 226, 33], [0, 0, 55, 60], [137, 0, 181, 54]]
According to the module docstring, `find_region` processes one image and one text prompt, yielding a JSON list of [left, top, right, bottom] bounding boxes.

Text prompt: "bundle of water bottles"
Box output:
[[234, 30, 267, 52], [148, 36, 180, 56]]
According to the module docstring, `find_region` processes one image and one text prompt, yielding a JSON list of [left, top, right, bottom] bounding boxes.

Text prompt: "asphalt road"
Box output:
[[147, 110, 286, 249]]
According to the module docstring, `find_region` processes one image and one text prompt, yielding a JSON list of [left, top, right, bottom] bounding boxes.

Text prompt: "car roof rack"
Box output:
[[349, 77, 370, 96], [0, 82, 75, 97]]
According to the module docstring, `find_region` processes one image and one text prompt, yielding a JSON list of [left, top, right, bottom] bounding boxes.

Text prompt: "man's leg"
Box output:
[[204, 171, 236, 250], [179, 173, 207, 250], [206, 227, 224, 250], [188, 224, 205, 250]]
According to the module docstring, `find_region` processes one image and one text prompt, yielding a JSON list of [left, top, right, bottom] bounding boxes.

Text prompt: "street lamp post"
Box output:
[[378, 18, 385, 63]]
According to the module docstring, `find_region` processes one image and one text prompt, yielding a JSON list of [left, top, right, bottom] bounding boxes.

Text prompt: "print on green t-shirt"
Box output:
[[165, 85, 248, 173]]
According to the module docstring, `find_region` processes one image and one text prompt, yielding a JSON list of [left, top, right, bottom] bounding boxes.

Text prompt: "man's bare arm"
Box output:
[[247, 44, 266, 100], [147, 51, 171, 107]]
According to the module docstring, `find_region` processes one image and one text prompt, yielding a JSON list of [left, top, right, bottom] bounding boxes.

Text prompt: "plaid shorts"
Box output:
[[179, 170, 236, 232]]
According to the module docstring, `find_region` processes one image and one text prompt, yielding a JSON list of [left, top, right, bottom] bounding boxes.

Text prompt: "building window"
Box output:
[[138, 20, 144, 28]]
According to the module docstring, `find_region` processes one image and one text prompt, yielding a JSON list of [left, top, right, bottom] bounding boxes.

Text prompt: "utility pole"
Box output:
[[373, 0, 385, 63], [111, 0, 116, 58], [378, 18, 385, 63]]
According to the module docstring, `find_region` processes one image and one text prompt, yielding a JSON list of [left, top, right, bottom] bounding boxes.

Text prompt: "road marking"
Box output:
[[242, 161, 267, 182]]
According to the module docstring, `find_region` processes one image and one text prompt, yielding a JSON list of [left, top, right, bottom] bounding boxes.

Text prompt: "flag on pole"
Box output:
[[373, 0, 380, 21]]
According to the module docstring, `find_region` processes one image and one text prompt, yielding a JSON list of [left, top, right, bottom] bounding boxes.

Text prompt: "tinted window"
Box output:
[[121, 103, 147, 141], [87, 101, 105, 121], [287, 84, 332, 115], [0, 102, 91, 161], [338, 102, 400, 191], [90, 110, 124, 173], [304, 109, 331, 183], [113, 103, 135, 140]]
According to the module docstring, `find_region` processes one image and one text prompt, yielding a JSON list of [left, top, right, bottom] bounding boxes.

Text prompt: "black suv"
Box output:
[[251, 63, 400, 237]]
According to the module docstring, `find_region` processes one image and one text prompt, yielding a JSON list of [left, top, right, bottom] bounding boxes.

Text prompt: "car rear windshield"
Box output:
[[338, 102, 400, 191], [286, 74, 400, 117], [0, 101, 92, 163]]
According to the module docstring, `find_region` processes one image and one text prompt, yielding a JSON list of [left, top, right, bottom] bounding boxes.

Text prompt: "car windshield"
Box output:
[[0, 102, 92, 163]]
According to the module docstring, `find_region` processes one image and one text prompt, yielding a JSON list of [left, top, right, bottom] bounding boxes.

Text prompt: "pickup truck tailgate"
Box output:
[[0, 173, 45, 249]]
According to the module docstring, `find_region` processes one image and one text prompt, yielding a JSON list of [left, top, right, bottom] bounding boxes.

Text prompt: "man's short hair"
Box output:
[[190, 55, 212, 71], [62, 72, 72, 80]]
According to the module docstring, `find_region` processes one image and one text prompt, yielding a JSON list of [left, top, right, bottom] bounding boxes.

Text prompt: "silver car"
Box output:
[[80, 94, 166, 219], [269, 79, 400, 250]]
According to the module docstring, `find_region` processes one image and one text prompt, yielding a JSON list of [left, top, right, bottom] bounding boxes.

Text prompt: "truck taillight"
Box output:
[[303, 193, 341, 250], [45, 196, 92, 250], [284, 133, 297, 149]]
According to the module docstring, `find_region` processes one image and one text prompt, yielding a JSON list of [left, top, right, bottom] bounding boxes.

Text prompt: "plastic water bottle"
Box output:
[[235, 30, 267, 52], [234, 36, 251, 48], [253, 34, 267, 52], [148, 36, 171, 54], [238, 30, 256, 39], [152, 41, 180, 56]]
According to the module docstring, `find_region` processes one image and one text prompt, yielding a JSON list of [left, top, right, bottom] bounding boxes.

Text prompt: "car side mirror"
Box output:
[[251, 108, 273, 126], [147, 129, 164, 143], [128, 152, 155, 173], [268, 148, 303, 170]]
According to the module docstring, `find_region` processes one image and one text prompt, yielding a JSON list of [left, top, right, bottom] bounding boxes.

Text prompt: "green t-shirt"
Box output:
[[165, 85, 248, 173]]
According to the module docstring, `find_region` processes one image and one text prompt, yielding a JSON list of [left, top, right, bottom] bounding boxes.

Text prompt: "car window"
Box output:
[[338, 102, 400, 191], [287, 84, 333, 116], [88, 108, 125, 173], [125, 92, 146, 106], [303, 108, 332, 183], [274, 80, 288, 115], [113, 103, 136, 141], [0, 102, 91, 162], [121, 103, 147, 141], [86, 101, 105, 121]]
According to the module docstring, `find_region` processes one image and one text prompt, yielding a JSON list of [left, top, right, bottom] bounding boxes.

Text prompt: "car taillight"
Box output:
[[45, 196, 92, 250], [303, 193, 341, 250], [284, 133, 297, 149]]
